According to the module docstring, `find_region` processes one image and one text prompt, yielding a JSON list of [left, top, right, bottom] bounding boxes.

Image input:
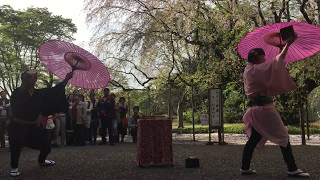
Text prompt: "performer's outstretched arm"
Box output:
[[62, 71, 74, 86]]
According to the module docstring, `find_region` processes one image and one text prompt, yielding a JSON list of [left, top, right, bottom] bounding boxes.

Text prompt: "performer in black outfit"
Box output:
[[8, 69, 73, 177]]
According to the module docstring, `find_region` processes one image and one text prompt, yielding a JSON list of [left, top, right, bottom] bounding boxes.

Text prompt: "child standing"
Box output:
[[128, 106, 141, 143]]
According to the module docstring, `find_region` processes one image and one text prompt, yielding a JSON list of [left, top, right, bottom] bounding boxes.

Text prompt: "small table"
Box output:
[[136, 119, 173, 166]]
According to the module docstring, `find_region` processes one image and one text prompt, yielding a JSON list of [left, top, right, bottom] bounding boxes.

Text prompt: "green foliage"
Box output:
[[308, 86, 320, 121], [224, 90, 244, 123], [0, 5, 77, 93], [172, 122, 320, 135], [183, 109, 199, 124]]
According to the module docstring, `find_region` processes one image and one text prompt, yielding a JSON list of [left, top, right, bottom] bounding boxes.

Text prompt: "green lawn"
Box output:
[[172, 121, 320, 134]]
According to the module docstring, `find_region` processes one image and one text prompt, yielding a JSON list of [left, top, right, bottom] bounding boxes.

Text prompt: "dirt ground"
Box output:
[[0, 140, 319, 180]]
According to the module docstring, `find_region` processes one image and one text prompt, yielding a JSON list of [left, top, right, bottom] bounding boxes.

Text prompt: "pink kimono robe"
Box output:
[[243, 55, 297, 149]]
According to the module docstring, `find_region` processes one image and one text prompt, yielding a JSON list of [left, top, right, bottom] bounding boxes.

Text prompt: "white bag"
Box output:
[[46, 118, 55, 129]]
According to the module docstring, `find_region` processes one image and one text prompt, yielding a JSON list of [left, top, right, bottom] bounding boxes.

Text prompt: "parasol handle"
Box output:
[[278, 35, 284, 51], [72, 60, 80, 72], [277, 44, 284, 51]]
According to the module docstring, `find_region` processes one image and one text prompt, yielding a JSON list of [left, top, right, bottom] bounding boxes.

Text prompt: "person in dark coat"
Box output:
[[8, 69, 73, 177], [117, 97, 128, 142], [0, 90, 10, 148], [98, 88, 116, 145]]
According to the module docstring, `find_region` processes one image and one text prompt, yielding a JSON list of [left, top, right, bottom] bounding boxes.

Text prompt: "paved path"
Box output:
[[2, 133, 320, 146], [0, 142, 319, 179], [172, 133, 320, 146], [0, 134, 319, 179]]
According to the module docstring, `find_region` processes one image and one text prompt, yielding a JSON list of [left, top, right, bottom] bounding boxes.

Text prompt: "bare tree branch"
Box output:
[[317, 0, 320, 24], [300, 0, 313, 24], [258, 0, 266, 25], [271, 0, 286, 23], [168, 33, 175, 82], [109, 79, 144, 91], [285, 0, 291, 22], [107, 57, 157, 87], [107, 57, 156, 80]]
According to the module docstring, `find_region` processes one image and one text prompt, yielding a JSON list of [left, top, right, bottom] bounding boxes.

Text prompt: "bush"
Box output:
[[183, 109, 200, 123], [172, 123, 320, 135], [224, 91, 244, 123]]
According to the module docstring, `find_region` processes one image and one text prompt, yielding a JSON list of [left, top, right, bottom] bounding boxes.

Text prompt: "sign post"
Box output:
[[206, 88, 227, 145]]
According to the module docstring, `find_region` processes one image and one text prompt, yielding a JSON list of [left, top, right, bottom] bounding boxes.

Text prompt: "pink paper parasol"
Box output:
[[238, 21, 320, 62], [39, 40, 110, 89]]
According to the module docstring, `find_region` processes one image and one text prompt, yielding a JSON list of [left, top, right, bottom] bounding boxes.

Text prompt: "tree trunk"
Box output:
[[127, 92, 131, 117], [299, 108, 306, 145], [305, 99, 310, 140], [177, 100, 184, 128], [191, 79, 195, 141], [168, 83, 172, 119]]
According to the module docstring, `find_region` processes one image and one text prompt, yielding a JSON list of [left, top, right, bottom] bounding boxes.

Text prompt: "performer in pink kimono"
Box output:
[[240, 35, 309, 178]]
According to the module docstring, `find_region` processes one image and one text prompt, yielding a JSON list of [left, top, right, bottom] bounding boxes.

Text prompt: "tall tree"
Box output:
[[84, 0, 320, 126], [0, 5, 77, 93]]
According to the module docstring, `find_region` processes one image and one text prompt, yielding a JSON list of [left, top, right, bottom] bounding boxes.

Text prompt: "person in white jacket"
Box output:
[[71, 94, 87, 146], [86, 92, 99, 144]]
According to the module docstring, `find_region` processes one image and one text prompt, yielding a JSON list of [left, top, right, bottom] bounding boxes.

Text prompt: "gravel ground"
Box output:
[[0, 136, 319, 180], [172, 133, 320, 146]]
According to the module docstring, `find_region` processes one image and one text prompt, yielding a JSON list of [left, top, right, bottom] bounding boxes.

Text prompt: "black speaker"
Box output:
[[185, 157, 200, 168]]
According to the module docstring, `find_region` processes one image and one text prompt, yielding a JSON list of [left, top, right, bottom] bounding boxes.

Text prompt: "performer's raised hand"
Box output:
[[279, 33, 297, 60], [62, 71, 74, 86]]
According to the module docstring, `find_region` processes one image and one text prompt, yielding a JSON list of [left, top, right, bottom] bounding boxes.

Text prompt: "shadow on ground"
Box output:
[[0, 143, 319, 179]]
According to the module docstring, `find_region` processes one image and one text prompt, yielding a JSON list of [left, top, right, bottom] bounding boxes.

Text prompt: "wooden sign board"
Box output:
[[209, 88, 222, 128]]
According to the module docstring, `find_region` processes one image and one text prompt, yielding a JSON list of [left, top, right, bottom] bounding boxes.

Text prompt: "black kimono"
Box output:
[[8, 82, 68, 168]]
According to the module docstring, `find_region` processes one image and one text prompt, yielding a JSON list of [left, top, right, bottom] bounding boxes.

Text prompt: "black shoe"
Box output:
[[110, 142, 115, 145], [121, 139, 124, 143]]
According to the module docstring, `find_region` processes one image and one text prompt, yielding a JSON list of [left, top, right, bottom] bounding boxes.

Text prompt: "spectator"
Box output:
[[52, 111, 66, 147], [129, 106, 141, 143], [117, 97, 128, 143], [86, 92, 99, 145], [80, 94, 85, 102], [110, 94, 118, 143], [0, 90, 10, 148], [71, 94, 87, 146], [66, 94, 74, 130], [98, 88, 115, 145], [40, 115, 56, 145]]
